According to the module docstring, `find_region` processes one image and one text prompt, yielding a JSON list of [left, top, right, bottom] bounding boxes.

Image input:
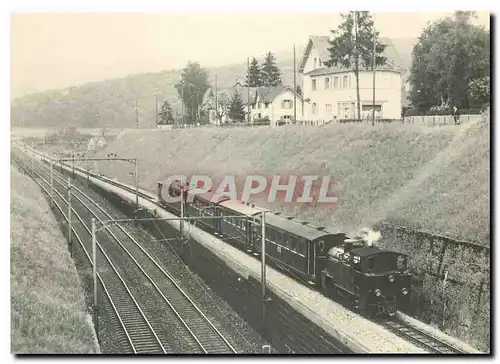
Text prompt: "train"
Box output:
[[157, 179, 411, 317]]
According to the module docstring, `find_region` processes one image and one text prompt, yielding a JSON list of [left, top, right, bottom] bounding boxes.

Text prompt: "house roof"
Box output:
[[304, 65, 402, 77], [204, 84, 302, 105], [256, 85, 303, 103], [298, 35, 406, 74]]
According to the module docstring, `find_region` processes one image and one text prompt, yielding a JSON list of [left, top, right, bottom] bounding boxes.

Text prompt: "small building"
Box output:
[[298, 35, 405, 121], [87, 136, 108, 151], [203, 79, 303, 127]]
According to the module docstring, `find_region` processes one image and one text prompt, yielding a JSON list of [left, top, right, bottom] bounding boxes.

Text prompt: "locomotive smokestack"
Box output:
[[360, 227, 382, 246]]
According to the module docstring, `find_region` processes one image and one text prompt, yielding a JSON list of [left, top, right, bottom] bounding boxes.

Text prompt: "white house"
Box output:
[[299, 35, 404, 121], [203, 80, 303, 127], [87, 136, 107, 151]]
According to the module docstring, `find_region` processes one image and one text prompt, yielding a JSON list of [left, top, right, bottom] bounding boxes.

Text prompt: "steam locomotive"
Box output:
[[157, 180, 411, 316]]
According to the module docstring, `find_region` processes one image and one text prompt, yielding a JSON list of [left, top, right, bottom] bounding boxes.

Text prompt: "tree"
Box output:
[[469, 76, 490, 110], [227, 91, 246, 123], [246, 57, 262, 87], [174, 62, 210, 124], [203, 90, 230, 125], [328, 11, 387, 122], [261, 52, 282, 86], [296, 85, 303, 96], [409, 12, 489, 112], [158, 100, 174, 125]]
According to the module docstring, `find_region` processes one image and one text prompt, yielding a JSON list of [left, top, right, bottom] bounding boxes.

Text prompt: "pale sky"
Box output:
[[10, 12, 490, 98]]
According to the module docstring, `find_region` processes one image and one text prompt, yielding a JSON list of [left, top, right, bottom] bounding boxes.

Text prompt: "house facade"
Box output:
[[204, 80, 303, 127], [87, 136, 108, 151], [299, 35, 404, 121]]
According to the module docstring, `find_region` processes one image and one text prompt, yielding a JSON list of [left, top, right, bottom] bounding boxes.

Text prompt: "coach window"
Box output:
[[269, 228, 275, 243], [318, 240, 325, 252], [366, 258, 375, 272], [300, 239, 307, 255], [276, 230, 283, 246]]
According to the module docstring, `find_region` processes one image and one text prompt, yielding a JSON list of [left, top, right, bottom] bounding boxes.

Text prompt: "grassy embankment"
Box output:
[[89, 119, 489, 351], [10, 164, 99, 354], [94, 121, 489, 244]]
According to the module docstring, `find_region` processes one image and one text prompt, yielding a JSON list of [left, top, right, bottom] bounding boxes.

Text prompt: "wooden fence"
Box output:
[[403, 114, 483, 126]]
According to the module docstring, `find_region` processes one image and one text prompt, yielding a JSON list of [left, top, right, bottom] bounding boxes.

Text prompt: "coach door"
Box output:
[[308, 240, 318, 277], [250, 216, 261, 252]]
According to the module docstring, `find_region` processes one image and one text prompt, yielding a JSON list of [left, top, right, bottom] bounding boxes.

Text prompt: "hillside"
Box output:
[[87, 119, 489, 246], [10, 164, 99, 353], [11, 38, 416, 129]]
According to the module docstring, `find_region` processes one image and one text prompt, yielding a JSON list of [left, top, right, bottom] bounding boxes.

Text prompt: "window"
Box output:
[[258, 102, 262, 109], [333, 76, 339, 88], [283, 115, 291, 120], [313, 58, 317, 68], [299, 239, 307, 255], [366, 258, 375, 272], [397, 255, 407, 269], [312, 103, 317, 115], [265, 103, 269, 109], [282, 100, 292, 109], [326, 104, 332, 113], [361, 104, 382, 120], [342, 75, 348, 88], [312, 79, 316, 91], [325, 77, 330, 89]]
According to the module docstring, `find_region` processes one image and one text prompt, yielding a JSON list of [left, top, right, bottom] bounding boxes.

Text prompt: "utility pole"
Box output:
[[181, 84, 184, 125], [293, 43, 297, 123], [261, 211, 267, 329], [372, 24, 376, 126], [134, 158, 139, 210], [155, 95, 159, 127], [215, 74, 218, 125], [180, 187, 184, 239], [136, 96, 139, 129], [91, 218, 98, 339], [31, 141, 34, 169], [67, 177, 72, 256], [247, 57, 251, 124], [50, 161, 54, 208]]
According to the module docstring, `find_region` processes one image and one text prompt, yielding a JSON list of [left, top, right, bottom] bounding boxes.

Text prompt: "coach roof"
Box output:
[[219, 200, 268, 216], [265, 213, 338, 241]]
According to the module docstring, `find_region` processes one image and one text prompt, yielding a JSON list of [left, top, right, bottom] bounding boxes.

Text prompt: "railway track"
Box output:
[[12, 154, 141, 353], [13, 153, 167, 354], [16, 146, 474, 354], [13, 149, 237, 354], [381, 319, 465, 354], [49, 167, 237, 354]]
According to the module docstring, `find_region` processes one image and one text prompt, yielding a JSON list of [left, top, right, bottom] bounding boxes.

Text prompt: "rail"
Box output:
[[16, 149, 236, 354], [381, 319, 466, 354]]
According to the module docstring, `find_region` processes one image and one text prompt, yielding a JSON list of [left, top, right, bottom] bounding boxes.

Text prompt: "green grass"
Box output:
[[93, 119, 489, 246], [10, 165, 99, 354]]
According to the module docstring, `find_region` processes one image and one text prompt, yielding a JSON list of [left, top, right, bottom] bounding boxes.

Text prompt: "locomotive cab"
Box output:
[[351, 246, 411, 316]]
